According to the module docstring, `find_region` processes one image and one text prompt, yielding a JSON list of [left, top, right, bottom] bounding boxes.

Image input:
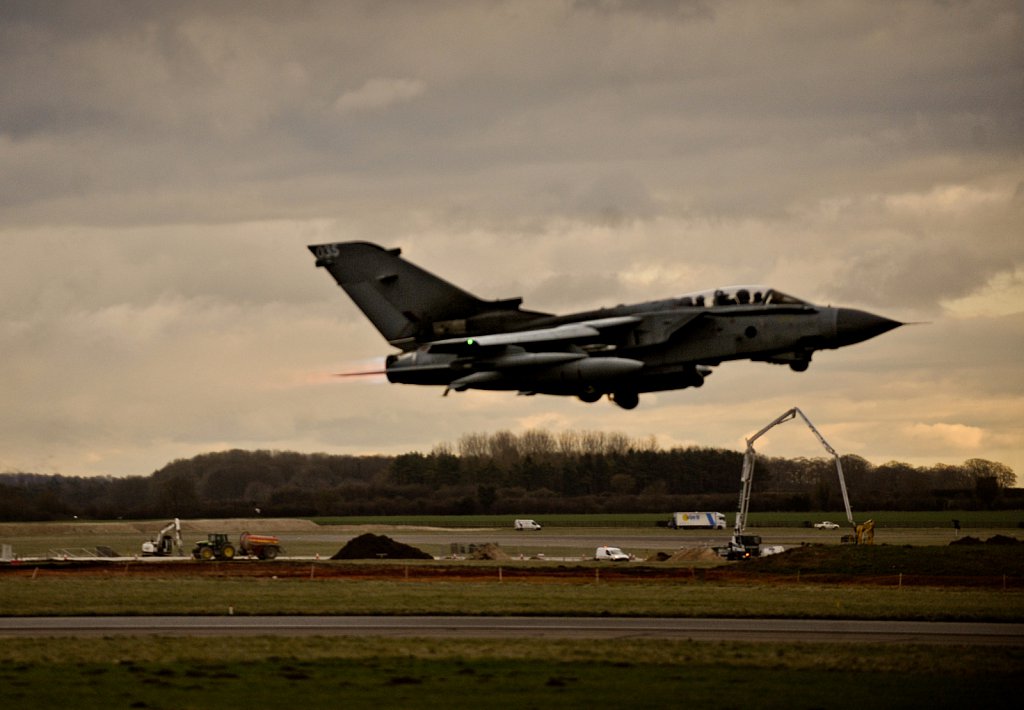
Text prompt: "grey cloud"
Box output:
[[334, 78, 428, 115], [3, 1, 1018, 225], [1, 1, 1021, 479]]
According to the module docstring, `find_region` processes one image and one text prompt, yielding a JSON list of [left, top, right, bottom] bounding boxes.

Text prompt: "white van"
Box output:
[[594, 545, 630, 561], [514, 519, 542, 531]]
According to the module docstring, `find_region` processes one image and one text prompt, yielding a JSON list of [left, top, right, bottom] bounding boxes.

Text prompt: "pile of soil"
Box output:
[[330, 533, 433, 560], [467, 543, 510, 561], [739, 543, 1024, 578], [950, 534, 1022, 546]]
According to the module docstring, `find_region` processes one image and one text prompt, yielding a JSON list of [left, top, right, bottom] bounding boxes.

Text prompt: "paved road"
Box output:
[[286, 529, 736, 557], [283, 527, 859, 555], [292, 530, 730, 548], [2, 616, 1021, 645]]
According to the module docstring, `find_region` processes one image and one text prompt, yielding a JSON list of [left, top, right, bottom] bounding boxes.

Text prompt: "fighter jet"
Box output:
[[309, 241, 902, 409]]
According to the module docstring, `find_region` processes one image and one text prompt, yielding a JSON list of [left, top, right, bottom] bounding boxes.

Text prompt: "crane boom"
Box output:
[[730, 408, 855, 556]]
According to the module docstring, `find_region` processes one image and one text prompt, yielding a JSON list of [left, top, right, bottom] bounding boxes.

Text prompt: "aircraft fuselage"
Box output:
[[310, 242, 901, 409]]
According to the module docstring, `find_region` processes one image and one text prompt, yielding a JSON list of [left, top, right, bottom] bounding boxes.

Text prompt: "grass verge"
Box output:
[[1, 637, 1019, 709], [2, 575, 1022, 621]]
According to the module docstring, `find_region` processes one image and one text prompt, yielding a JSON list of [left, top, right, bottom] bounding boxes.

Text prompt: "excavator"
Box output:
[[141, 518, 183, 557], [852, 519, 875, 545], [726, 408, 873, 560]]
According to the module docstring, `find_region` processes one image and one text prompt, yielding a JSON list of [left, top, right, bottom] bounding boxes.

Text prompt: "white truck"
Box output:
[[514, 519, 542, 530], [668, 512, 726, 529], [594, 545, 630, 561]]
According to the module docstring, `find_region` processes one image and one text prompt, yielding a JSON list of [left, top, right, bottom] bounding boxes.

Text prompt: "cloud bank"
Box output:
[[1, 1, 1021, 482]]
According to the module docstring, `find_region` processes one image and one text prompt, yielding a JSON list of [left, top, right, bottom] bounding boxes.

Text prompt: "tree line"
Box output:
[[0, 430, 1017, 521]]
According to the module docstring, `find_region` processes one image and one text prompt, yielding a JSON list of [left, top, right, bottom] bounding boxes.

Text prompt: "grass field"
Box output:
[[2, 574, 1022, 620], [1, 637, 1020, 710]]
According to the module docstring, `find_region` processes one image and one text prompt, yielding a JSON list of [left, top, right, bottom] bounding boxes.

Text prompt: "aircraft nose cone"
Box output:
[[835, 308, 902, 346]]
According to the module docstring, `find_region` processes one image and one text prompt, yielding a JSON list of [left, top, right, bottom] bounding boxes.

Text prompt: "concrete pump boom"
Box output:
[[731, 408, 855, 554]]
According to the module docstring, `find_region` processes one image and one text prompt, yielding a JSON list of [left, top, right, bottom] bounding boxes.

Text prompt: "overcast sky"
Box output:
[[2, 0, 1022, 484]]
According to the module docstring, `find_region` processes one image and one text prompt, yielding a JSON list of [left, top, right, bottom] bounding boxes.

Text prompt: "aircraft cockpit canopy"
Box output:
[[675, 286, 808, 308]]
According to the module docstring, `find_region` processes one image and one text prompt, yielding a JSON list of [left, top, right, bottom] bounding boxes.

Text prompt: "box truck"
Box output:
[[668, 511, 727, 529]]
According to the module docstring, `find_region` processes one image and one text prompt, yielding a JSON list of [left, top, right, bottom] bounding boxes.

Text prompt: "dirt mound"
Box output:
[[740, 543, 1024, 577], [950, 535, 1021, 546], [983, 534, 1021, 545], [179, 518, 321, 533], [950, 536, 984, 546], [468, 543, 510, 561], [0, 522, 149, 536], [330, 533, 433, 560]]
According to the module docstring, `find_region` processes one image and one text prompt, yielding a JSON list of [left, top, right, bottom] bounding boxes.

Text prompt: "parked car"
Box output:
[[814, 521, 840, 530]]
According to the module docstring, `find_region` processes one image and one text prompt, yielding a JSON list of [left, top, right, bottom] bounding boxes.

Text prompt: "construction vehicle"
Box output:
[[141, 518, 183, 557], [192, 533, 237, 561], [843, 519, 875, 545], [726, 407, 868, 560], [239, 532, 282, 560], [192, 532, 283, 561], [727, 534, 768, 560], [857, 519, 875, 544]]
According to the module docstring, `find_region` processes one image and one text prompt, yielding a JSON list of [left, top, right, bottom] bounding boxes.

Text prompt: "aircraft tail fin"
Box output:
[[309, 242, 548, 349]]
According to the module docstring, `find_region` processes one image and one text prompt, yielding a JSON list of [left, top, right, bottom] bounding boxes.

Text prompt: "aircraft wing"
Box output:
[[426, 316, 642, 353], [385, 315, 647, 392]]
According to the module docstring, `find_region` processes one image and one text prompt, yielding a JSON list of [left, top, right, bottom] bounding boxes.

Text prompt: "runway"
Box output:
[[2, 616, 1021, 645]]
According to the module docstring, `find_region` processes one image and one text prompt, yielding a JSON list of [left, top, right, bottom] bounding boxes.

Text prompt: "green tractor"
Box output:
[[192, 533, 236, 561]]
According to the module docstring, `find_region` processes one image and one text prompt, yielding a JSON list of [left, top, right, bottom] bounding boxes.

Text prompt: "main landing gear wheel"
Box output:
[[578, 387, 602, 404], [611, 391, 639, 410]]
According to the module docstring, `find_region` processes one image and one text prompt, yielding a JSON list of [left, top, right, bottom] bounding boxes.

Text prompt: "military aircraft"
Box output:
[[309, 241, 902, 409]]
